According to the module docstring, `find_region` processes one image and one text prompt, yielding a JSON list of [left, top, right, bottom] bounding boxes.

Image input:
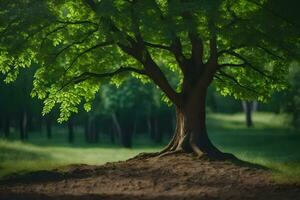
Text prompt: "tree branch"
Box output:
[[83, 1, 181, 107], [189, 32, 203, 67], [170, 37, 188, 75], [64, 41, 113, 74], [144, 42, 171, 51], [207, 32, 217, 67], [57, 20, 98, 26], [256, 45, 284, 60], [54, 28, 99, 59], [73, 67, 146, 84], [220, 50, 276, 80], [218, 63, 245, 68], [59, 66, 145, 92], [217, 70, 262, 95]]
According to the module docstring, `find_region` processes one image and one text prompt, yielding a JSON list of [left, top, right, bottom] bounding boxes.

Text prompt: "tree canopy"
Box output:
[[0, 0, 299, 122]]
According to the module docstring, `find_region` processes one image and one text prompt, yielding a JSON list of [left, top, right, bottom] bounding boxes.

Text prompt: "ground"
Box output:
[[1, 153, 300, 200], [0, 113, 300, 199]]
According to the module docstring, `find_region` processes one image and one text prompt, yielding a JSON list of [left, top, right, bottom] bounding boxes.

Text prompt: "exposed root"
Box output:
[[127, 152, 160, 161], [190, 141, 205, 158], [156, 149, 184, 158], [129, 148, 266, 170]]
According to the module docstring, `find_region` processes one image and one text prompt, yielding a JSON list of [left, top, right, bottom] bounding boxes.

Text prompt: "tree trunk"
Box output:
[[111, 112, 122, 142], [153, 118, 161, 143], [243, 101, 253, 127], [20, 111, 28, 140], [121, 120, 133, 148], [94, 119, 100, 143], [85, 116, 98, 143], [161, 89, 231, 159], [4, 116, 10, 138]]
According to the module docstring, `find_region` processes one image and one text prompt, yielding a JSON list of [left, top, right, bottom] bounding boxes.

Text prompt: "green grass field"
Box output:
[[0, 112, 299, 183]]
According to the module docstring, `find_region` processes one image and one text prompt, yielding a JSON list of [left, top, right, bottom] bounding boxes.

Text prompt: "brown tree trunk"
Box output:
[[20, 111, 28, 140], [243, 101, 253, 127], [161, 89, 232, 159]]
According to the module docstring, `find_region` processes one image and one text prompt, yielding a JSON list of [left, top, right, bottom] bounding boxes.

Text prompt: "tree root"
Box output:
[[156, 149, 184, 158]]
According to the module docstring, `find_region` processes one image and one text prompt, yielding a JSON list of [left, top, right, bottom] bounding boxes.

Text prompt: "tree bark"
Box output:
[[161, 88, 232, 159], [20, 111, 28, 140], [4, 116, 10, 138], [243, 101, 253, 127]]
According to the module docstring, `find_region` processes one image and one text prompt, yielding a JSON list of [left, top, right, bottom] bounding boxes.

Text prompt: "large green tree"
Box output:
[[1, 0, 299, 159]]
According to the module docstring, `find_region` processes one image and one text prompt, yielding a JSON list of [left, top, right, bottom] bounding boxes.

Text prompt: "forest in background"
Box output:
[[1, 62, 299, 148]]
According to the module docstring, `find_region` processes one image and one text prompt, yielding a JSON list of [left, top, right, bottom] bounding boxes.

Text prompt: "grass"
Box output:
[[0, 112, 299, 184], [208, 112, 300, 183]]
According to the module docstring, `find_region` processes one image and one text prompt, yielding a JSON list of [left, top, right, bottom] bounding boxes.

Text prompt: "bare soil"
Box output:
[[0, 153, 299, 200]]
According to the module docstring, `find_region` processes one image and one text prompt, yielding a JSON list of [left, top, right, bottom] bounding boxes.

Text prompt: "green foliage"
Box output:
[[0, 0, 299, 121], [282, 62, 300, 128]]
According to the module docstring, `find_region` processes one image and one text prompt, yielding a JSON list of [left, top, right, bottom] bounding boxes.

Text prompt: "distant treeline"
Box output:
[[0, 65, 299, 146]]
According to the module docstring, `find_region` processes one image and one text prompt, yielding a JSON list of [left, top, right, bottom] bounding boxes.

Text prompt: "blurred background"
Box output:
[[0, 63, 299, 182]]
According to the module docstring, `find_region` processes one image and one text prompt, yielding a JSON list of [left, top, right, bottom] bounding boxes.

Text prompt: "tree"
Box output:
[[283, 62, 300, 129], [242, 101, 257, 127], [0, 0, 299, 159]]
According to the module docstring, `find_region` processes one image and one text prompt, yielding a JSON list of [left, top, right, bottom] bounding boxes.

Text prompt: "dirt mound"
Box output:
[[0, 153, 299, 200]]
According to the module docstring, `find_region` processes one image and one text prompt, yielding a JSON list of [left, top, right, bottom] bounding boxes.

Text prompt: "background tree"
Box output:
[[0, 0, 299, 159], [282, 62, 300, 129]]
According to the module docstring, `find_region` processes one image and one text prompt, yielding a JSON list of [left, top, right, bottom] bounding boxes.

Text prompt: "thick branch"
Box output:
[[189, 32, 203, 67], [83, 0, 181, 106], [208, 34, 217, 66], [144, 54, 182, 107], [170, 37, 188, 75]]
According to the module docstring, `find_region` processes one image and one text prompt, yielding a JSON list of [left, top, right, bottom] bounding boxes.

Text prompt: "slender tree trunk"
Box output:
[[94, 119, 100, 143], [153, 118, 161, 143], [4, 116, 10, 138], [111, 112, 122, 142], [85, 116, 91, 142], [243, 101, 253, 127], [110, 126, 115, 143], [121, 120, 132, 148], [20, 111, 28, 140], [0, 117, 2, 136], [147, 116, 152, 138], [27, 115, 33, 132]]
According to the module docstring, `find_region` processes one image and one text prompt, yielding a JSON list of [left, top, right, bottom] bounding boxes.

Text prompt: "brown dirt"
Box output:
[[0, 153, 299, 200]]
